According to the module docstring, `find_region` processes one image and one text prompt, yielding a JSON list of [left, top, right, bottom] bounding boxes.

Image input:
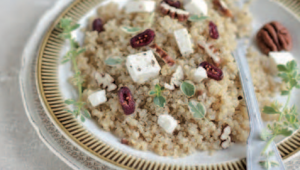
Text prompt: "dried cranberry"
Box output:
[[130, 29, 155, 48], [118, 87, 135, 115], [92, 18, 104, 33], [164, 0, 181, 8], [199, 61, 223, 81], [209, 21, 219, 39]]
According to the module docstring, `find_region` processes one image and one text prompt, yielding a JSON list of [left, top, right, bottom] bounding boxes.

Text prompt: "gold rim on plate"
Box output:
[[37, 0, 300, 169]]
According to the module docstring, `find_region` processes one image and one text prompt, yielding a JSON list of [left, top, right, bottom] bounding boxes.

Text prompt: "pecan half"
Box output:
[[150, 43, 175, 66], [118, 87, 135, 115], [212, 0, 233, 18], [220, 125, 231, 149], [94, 72, 117, 91], [164, 0, 181, 8], [199, 61, 223, 81], [160, 2, 189, 22], [198, 41, 221, 66], [256, 21, 292, 55], [130, 29, 156, 48]]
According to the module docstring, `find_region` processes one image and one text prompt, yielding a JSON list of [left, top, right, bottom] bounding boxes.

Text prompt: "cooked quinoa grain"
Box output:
[[78, 0, 282, 157]]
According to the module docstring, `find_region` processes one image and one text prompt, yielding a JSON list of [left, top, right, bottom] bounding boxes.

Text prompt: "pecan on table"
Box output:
[[256, 21, 292, 55]]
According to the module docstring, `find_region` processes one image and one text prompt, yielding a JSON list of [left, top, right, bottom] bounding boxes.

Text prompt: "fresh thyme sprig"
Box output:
[[260, 60, 300, 169], [149, 84, 166, 107], [58, 18, 90, 122]]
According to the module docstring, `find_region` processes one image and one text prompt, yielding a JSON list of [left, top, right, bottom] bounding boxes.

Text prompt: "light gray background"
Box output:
[[0, 0, 70, 169], [0, 0, 299, 170]]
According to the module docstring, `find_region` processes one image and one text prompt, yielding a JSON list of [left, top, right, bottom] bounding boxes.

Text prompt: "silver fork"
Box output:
[[233, 39, 285, 170]]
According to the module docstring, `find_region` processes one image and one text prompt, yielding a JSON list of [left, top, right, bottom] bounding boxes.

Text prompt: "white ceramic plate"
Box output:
[[20, 0, 300, 169]]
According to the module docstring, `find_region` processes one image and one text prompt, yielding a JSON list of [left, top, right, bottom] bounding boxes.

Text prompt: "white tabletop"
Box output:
[[0, 0, 70, 169], [1, 0, 300, 170]]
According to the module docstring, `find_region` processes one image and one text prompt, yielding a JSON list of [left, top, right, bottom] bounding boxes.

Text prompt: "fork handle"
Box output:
[[233, 41, 285, 170]]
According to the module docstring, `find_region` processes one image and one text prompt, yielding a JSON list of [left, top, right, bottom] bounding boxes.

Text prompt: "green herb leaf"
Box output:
[[61, 57, 70, 64], [262, 106, 279, 115], [285, 114, 296, 124], [149, 91, 157, 95], [73, 110, 79, 117], [259, 161, 279, 170], [188, 15, 208, 22], [267, 124, 272, 130], [180, 81, 195, 97], [296, 84, 300, 89], [104, 57, 124, 66], [277, 64, 288, 72], [76, 48, 86, 55], [188, 101, 206, 119], [267, 151, 275, 157], [278, 72, 289, 82], [260, 129, 273, 141], [290, 79, 298, 88], [59, 18, 72, 29], [65, 99, 76, 105], [121, 26, 141, 34], [60, 33, 72, 39], [154, 96, 166, 107], [70, 24, 80, 31], [82, 109, 91, 119], [287, 60, 297, 72], [277, 128, 293, 136], [292, 123, 299, 130], [281, 90, 290, 96], [80, 115, 86, 122]]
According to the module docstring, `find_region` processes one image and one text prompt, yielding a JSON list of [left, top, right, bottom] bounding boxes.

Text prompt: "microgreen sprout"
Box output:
[[149, 84, 166, 107], [58, 18, 90, 122]]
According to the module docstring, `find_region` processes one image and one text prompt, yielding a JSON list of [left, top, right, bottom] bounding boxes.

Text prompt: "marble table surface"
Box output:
[[0, 0, 300, 169]]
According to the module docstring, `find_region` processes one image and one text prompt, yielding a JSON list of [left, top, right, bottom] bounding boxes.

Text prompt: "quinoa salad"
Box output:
[[74, 0, 290, 157]]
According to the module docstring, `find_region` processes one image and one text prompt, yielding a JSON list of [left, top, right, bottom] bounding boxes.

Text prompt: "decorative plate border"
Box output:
[[35, 0, 300, 169]]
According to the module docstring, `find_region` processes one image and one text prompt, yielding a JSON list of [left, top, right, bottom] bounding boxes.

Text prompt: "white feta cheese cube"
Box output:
[[174, 28, 194, 56], [126, 50, 161, 84], [184, 0, 208, 16], [172, 66, 184, 86], [164, 83, 175, 90], [269, 51, 294, 65], [88, 90, 107, 107], [125, 1, 156, 13], [194, 67, 207, 83], [158, 114, 178, 134]]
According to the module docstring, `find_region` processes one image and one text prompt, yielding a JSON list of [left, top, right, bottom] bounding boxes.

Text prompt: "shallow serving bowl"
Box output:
[[20, 0, 300, 169]]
